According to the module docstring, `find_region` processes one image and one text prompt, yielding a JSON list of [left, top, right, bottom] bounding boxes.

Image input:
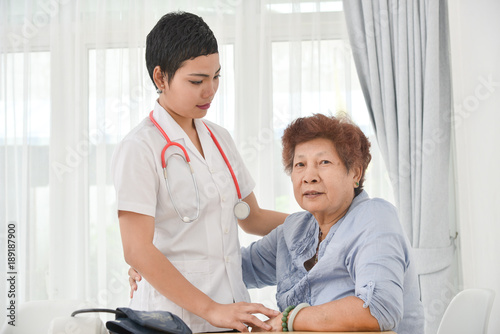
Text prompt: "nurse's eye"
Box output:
[[190, 80, 203, 85], [214, 74, 221, 80]]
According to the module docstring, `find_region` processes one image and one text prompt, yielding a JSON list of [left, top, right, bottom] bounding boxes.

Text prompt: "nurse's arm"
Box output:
[[238, 192, 288, 236], [119, 210, 279, 332]]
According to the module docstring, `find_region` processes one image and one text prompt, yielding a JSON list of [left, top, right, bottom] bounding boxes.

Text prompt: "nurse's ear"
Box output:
[[153, 66, 167, 93]]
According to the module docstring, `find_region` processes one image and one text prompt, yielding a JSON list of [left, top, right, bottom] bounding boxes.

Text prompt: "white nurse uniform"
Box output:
[[111, 101, 255, 332]]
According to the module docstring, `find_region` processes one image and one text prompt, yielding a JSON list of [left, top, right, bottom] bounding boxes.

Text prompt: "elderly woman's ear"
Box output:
[[351, 166, 362, 186]]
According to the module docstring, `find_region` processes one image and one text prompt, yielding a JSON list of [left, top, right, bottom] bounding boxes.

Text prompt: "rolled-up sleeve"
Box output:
[[346, 201, 410, 331], [241, 227, 280, 288]]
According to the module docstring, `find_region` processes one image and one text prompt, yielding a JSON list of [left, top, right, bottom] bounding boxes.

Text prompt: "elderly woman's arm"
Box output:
[[258, 296, 379, 332]]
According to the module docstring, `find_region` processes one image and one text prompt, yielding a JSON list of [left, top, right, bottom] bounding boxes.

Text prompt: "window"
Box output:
[[1, 1, 393, 314], [1, 51, 51, 300]]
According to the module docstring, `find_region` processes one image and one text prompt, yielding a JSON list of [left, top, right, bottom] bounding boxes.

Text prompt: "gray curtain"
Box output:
[[342, 1, 457, 333]]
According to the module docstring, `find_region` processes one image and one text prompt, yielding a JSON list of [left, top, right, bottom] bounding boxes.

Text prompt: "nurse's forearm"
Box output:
[[128, 243, 217, 315], [119, 211, 215, 317], [239, 192, 288, 236]]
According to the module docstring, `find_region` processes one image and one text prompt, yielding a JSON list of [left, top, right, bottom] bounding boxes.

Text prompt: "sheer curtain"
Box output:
[[1, 0, 393, 316], [343, 2, 457, 333]]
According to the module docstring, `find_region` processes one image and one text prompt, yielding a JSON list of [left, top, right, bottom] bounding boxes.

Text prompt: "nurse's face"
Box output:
[[291, 138, 360, 224], [157, 53, 220, 121]]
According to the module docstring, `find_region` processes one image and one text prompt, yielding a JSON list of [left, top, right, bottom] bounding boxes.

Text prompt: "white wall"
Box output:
[[449, 0, 500, 333]]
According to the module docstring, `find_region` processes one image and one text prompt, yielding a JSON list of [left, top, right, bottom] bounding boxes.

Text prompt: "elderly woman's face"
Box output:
[[291, 138, 360, 223]]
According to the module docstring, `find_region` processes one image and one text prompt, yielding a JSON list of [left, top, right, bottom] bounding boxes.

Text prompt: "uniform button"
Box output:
[[209, 168, 214, 173], [224, 227, 229, 234], [225, 256, 230, 263], [221, 196, 226, 202]]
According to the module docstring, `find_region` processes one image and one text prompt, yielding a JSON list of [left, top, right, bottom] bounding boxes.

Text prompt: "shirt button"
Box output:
[[221, 196, 226, 202], [209, 168, 214, 173], [224, 227, 229, 234], [225, 256, 230, 263]]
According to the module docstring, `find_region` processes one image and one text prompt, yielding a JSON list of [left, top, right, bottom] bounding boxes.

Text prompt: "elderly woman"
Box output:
[[244, 113, 424, 333], [129, 113, 424, 333]]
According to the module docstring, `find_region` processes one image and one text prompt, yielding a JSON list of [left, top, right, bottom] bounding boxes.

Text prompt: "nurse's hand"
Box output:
[[206, 302, 280, 332], [251, 313, 282, 332], [128, 267, 279, 332], [128, 267, 142, 298]]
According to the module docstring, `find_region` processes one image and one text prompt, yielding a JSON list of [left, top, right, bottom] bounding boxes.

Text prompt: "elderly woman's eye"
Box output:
[[294, 162, 305, 168], [320, 160, 331, 165]]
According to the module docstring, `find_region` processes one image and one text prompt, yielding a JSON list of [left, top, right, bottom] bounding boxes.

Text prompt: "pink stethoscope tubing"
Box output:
[[149, 111, 250, 222]]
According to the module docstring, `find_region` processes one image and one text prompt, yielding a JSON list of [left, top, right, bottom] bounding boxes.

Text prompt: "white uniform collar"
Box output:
[[151, 100, 213, 165]]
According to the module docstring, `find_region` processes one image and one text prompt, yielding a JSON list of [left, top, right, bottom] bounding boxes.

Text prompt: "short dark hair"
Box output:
[[145, 11, 218, 87], [281, 113, 372, 196]]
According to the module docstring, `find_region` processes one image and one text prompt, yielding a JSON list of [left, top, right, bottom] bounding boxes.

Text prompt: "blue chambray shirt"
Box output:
[[241, 191, 424, 334]]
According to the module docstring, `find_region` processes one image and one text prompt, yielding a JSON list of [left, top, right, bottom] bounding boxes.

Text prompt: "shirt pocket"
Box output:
[[171, 259, 211, 292]]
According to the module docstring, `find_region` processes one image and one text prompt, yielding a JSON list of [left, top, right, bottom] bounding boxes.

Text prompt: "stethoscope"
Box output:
[[149, 111, 251, 223]]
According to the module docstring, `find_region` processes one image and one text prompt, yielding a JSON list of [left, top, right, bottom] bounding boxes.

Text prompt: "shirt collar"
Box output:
[[285, 190, 370, 257], [151, 100, 213, 165], [152, 100, 188, 142]]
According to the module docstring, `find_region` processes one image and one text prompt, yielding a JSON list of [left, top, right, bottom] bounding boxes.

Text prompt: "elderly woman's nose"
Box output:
[[303, 166, 319, 183]]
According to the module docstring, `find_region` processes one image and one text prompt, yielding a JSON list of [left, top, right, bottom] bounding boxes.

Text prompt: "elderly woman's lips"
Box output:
[[303, 191, 323, 198]]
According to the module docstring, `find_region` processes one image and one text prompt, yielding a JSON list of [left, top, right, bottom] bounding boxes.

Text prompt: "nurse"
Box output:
[[111, 11, 286, 333]]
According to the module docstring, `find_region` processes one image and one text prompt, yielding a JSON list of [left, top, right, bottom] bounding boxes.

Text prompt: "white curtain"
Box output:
[[1, 0, 393, 316], [342, 1, 458, 333]]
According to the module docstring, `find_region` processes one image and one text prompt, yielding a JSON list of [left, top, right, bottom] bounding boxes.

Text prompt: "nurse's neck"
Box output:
[[167, 110, 205, 158], [160, 104, 195, 132]]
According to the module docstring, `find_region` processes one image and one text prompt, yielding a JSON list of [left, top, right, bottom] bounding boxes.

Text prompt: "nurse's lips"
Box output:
[[303, 190, 324, 198], [197, 103, 211, 110]]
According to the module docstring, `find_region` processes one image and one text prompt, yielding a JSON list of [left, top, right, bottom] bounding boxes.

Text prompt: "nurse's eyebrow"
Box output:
[[188, 67, 221, 77]]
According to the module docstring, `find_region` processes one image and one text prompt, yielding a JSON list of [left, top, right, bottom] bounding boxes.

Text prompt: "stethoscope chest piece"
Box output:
[[234, 200, 250, 220]]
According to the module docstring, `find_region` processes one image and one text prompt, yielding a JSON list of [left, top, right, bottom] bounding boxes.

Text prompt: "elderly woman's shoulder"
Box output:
[[349, 192, 402, 230], [353, 192, 397, 214], [365, 197, 398, 213]]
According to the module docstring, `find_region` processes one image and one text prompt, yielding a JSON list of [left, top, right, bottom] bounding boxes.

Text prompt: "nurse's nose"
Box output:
[[202, 81, 217, 99]]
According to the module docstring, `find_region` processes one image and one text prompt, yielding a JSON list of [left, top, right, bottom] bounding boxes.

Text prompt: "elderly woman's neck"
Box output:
[[314, 206, 350, 238]]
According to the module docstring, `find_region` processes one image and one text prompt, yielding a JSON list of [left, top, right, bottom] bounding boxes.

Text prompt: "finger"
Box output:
[[248, 303, 280, 318], [243, 315, 272, 332], [129, 268, 141, 282], [229, 321, 249, 333], [129, 276, 138, 288]]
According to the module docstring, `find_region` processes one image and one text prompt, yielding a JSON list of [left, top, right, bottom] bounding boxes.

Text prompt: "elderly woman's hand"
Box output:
[[251, 313, 283, 332], [128, 267, 142, 298]]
